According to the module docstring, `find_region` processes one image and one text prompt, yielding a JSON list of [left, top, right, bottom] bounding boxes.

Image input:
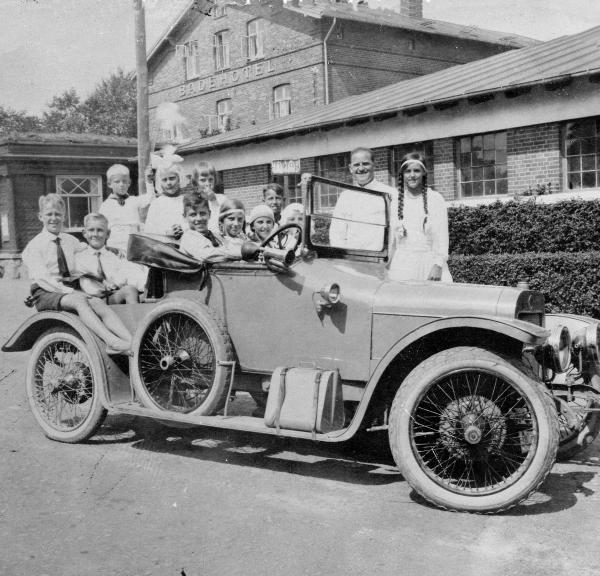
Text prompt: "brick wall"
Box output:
[[372, 146, 392, 185], [149, 6, 324, 135], [433, 138, 456, 200], [507, 123, 561, 196], [222, 164, 271, 210]]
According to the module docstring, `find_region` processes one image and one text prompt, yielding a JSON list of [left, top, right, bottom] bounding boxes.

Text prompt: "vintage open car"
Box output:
[[4, 175, 600, 513]]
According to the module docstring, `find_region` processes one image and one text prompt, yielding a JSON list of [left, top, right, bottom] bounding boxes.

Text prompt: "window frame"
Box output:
[[316, 152, 351, 185], [216, 98, 232, 132], [184, 40, 199, 80], [246, 19, 265, 61], [55, 175, 103, 231], [272, 84, 291, 119], [456, 131, 508, 199], [563, 116, 600, 192], [213, 30, 230, 71]]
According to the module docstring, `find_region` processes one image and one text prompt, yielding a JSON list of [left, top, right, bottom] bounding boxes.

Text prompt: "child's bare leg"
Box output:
[[87, 297, 132, 342], [60, 292, 129, 349], [108, 285, 139, 304]]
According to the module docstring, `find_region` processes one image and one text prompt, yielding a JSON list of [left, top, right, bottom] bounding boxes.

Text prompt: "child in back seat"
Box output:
[[179, 193, 242, 263]]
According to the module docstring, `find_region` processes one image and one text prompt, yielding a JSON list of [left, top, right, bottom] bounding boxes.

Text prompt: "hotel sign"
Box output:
[[271, 159, 301, 175], [177, 60, 275, 99]]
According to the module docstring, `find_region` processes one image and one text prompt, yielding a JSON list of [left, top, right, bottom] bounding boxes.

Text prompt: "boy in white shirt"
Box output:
[[179, 193, 242, 263], [75, 213, 142, 304], [99, 164, 154, 254], [22, 194, 132, 355]]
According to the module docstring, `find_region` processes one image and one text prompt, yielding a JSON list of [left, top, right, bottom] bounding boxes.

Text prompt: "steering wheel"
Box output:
[[260, 223, 303, 250]]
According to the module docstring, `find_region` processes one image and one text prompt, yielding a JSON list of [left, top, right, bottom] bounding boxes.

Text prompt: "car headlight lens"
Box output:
[[582, 322, 600, 369], [320, 283, 340, 305], [547, 324, 572, 373]]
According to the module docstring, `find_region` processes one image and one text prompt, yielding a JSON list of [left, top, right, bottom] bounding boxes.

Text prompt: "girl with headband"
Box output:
[[388, 152, 452, 282]]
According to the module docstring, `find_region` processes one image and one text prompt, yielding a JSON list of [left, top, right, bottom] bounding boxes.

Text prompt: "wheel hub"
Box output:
[[439, 395, 507, 458]]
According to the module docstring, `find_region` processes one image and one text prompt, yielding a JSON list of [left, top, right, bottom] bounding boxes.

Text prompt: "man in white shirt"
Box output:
[[328, 147, 397, 251]]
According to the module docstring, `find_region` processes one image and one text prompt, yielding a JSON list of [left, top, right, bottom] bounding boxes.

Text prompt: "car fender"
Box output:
[[2, 311, 114, 407], [338, 315, 550, 440]]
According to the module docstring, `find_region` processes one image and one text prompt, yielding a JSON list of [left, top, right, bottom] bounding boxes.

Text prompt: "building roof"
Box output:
[[286, 2, 537, 48], [147, 0, 537, 63], [180, 24, 600, 154], [0, 132, 137, 147]]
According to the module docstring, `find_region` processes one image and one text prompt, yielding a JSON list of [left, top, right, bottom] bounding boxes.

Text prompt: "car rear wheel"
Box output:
[[389, 346, 558, 513], [26, 328, 107, 443], [132, 299, 233, 416]]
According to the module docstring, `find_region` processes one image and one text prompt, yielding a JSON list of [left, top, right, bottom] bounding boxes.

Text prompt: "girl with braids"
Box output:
[[388, 152, 452, 282]]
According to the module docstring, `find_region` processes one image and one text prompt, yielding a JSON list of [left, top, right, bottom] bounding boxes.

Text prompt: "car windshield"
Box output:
[[307, 176, 389, 256]]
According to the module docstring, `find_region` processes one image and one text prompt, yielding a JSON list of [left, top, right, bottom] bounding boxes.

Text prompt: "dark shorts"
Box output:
[[30, 281, 80, 312]]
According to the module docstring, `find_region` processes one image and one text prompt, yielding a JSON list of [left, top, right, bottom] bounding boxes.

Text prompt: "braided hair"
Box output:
[[397, 152, 429, 232]]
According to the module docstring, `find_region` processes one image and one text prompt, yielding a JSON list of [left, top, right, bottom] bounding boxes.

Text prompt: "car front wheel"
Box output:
[[389, 346, 558, 513], [26, 328, 107, 442]]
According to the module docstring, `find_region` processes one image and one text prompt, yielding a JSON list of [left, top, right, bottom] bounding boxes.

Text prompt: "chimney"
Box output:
[[399, 0, 422, 18]]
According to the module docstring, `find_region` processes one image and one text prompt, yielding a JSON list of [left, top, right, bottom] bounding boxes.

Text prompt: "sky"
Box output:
[[1, 0, 600, 115]]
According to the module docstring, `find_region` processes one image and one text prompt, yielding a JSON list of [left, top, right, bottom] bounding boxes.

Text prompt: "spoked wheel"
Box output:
[[132, 299, 233, 416], [26, 329, 107, 442], [389, 347, 558, 513], [554, 365, 600, 460]]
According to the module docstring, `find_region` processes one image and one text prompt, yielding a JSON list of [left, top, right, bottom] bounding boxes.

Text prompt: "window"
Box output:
[[272, 84, 291, 119], [246, 19, 264, 60], [315, 153, 351, 210], [212, 4, 226, 17], [213, 30, 230, 71], [55, 176, 102, 230], [458, 131, 507, 197], [216, 99, 232, 132], [392, 141, 434, 187], [184, 40, 199, 79], [273, 174, 302, 204], [565, 117, 600, 190]]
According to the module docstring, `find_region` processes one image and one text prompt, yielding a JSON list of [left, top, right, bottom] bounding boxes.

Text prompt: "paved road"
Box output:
[[1, 279, 600, 576]]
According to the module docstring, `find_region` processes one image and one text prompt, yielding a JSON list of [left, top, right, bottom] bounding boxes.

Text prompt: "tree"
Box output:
[[0, 106, 42, 135], [42, 88, 88, 133], [82, 69, 137, 137]]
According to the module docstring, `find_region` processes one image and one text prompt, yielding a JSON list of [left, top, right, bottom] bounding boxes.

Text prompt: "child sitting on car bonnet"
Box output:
[[218, 198, 248, 250], [179, 192, 242, 263], [75, 213, 143, 304], [144, 158, 187, 241], [22, 194, 132, 355]]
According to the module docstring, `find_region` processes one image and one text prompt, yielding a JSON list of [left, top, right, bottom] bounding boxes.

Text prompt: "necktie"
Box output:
[[96, 251, 105, 280], [203, 230, 221, 247], [112, 194, 127, 207], [54, 237, 70, 278]]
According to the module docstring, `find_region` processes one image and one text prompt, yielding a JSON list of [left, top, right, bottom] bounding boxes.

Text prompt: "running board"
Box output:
[[110, 402, 348, 442]]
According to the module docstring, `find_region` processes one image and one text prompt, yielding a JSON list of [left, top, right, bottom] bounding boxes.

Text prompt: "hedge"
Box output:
[[449, 199, 600, 255], [449, 251, 600, 317]]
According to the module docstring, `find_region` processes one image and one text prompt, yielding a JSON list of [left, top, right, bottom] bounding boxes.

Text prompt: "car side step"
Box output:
[[110, 402, 348, 441]]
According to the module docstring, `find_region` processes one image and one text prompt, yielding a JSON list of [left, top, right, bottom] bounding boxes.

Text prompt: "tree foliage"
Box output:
[[0, 69, 136, 137], [0, 106, 42, 135]]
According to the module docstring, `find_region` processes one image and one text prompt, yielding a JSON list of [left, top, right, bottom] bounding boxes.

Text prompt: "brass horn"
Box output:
[[241, 241, 295, 266]]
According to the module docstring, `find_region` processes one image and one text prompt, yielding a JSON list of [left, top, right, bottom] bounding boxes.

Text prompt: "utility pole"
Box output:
[[134, 0, 150, 195]]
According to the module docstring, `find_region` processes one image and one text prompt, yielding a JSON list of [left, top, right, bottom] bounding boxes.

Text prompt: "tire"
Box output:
[[26, 328, 107, 443], [554, 368, 600, 460], [388, 346, 559, 513], [132, 298, 233, 416]]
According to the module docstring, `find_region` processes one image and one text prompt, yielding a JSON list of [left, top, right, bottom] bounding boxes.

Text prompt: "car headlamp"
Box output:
[[581, 322, 600, 369], [546, 324, 572, 373], [320, 283, 340, 305]]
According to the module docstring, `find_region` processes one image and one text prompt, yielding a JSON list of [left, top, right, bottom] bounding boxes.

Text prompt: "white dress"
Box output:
[[387, 188, 452, 282]]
